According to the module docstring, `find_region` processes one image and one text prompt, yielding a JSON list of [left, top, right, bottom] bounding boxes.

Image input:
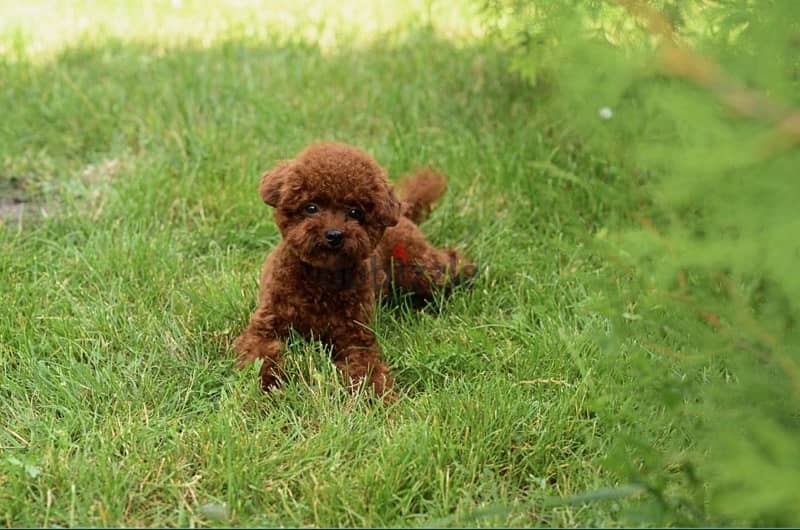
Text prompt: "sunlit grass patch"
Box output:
[[0, 0, 485, 61]]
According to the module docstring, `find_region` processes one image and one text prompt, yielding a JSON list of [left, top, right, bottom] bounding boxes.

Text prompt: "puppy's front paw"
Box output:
[[369, 365, 395, 399], [338, 359, 395, 401], [234, 332, 261, 368], [234, 332, 284, 392]]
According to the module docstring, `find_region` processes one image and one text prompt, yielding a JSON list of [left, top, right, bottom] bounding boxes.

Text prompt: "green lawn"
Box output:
[[1, 2, 660, 526]]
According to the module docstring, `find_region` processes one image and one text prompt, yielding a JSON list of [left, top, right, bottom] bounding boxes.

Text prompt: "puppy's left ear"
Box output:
[[259, 161, 293, 207], [375, 186, 401, 227]]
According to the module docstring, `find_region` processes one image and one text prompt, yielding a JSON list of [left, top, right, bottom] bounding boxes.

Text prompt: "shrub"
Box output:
[[481, 0, 800, 525]]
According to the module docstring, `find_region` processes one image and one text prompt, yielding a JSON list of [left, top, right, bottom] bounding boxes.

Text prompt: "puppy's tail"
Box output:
[[396, 167, 447, 224]]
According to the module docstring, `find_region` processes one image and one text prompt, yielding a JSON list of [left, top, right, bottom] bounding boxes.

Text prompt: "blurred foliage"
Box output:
[[481, 0, 800, 525]]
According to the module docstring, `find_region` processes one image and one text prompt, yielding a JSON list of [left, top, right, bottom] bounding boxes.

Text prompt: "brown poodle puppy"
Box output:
[[234, 142, 473, 398]]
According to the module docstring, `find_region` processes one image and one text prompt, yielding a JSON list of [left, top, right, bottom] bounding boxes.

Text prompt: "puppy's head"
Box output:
[[259, 142, 401, 269]]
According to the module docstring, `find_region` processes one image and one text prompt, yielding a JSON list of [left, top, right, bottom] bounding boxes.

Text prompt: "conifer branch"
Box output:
[[616, 0, 800, 155]]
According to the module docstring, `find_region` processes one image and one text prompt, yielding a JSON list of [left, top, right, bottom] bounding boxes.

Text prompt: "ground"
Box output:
[[1, 1, 653, 526]]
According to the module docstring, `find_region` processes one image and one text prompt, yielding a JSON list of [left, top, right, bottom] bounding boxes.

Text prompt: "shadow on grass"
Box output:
[[1, 25, 536, 186], [1, 24, 630, 255]]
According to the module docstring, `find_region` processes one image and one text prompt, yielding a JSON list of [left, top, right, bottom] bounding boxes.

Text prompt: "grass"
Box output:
[[0, 1, 660, 526]]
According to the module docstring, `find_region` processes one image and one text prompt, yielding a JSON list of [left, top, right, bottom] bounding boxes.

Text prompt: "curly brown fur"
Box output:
[[397, 167, 447, 224], [234, 142, 474, 399]]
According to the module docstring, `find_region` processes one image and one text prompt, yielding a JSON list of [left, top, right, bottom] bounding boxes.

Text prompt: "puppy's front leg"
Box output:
[[331, 323, 394, 399], [234, 307, 285, 391]]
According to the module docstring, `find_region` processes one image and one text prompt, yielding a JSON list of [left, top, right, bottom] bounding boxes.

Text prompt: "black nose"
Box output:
[[325, 229, 344, 247]]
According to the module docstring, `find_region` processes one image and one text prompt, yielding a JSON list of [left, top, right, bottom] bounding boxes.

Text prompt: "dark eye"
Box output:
[[304, 203, 319, 215], [347, 207, 364, 221]]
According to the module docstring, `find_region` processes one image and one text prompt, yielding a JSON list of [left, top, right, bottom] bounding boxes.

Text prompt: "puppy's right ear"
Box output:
[[259, 161, 292, 207]]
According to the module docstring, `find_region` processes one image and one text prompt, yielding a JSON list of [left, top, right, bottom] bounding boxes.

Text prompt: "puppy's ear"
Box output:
[[259, 161, 292, 207], [375, 186, 401, 227]]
